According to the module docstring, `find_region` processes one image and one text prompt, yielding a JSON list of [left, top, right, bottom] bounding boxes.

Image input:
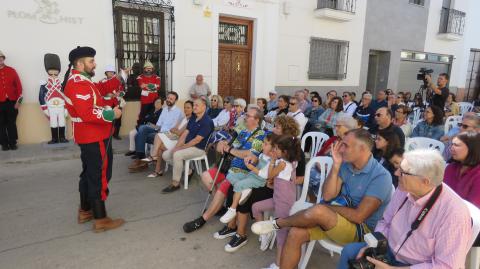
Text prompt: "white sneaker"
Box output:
[[261, 263, 279, 269], [251, 219, 279, 235], [238, 188, 252, 205], [220, 207, 237, 224], [259, 231, 274, 251]]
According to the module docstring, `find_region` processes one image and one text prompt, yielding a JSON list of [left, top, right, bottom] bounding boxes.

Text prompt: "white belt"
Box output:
[[71, 117, 83, 123]]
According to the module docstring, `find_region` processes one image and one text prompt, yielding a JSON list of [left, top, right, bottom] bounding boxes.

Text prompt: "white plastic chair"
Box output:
[[444, 115, 462, 134], [458, 102, 474, 116], [405, 137, 445, 153], [465, 201, 480, 269], [410, 107, 423, 129], [301, 132, 330, 159], [289, 157, 333, 269], [183, 154, 209, 189]]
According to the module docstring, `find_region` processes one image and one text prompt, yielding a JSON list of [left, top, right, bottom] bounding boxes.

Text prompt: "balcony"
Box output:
[[314, 0, 356, 22], [438, 7, 466, 41]]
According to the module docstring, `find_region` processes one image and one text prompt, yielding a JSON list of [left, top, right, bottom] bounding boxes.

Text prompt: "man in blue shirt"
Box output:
[[372, 90, 388, 111], [162, 98, 213, 193], [129, 91, 183, 171], [251, 129, 392, 269]]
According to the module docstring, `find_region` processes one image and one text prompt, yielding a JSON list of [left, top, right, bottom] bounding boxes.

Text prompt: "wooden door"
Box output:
[[218, 17, 252, 102]]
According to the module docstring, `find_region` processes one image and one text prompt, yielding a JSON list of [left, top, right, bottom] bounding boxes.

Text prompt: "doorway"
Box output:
[[366, 50, 391, 94]]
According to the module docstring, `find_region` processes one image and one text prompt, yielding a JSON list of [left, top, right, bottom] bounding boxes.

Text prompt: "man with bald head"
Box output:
[[370, 107, 405, 147], [189, 74, 211, 106]]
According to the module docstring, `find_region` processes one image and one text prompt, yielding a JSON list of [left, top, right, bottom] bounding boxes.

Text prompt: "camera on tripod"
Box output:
[[348, 232, 390, 269], [417, 67, 433, 81]]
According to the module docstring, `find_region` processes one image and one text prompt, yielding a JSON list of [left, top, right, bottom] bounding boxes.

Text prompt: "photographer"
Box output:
[[338, 149, 473, 269], [425, 73, 449, 109]]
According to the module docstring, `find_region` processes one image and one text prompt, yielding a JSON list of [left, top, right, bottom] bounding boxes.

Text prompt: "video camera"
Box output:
[[348, 232, 390, 269], [417, 67, 433, 81]]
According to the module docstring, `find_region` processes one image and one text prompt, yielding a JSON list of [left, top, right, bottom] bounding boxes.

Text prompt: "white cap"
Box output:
[[105, 64, 116, 73], [269, 90, 278, 95]]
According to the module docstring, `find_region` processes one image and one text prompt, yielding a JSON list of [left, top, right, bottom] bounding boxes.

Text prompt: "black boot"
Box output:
[[48, 127, 59, 144], [59, 126, 69, 143], [80, 192, 91, 211]]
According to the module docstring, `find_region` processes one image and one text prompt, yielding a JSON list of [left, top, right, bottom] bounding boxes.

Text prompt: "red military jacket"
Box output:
[[64, 70, 115, 144], [137, 74, 160, 105], [0, 65, 23, 102], [95, 76, 124, 107]]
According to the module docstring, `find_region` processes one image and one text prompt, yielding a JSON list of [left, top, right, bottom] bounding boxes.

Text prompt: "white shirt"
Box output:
[[276, 159, 294, 181], [343, 101, 358, 116], [156, 105, 184, 133], [287, 109, 308, 136], [212, 109, 230, 127]]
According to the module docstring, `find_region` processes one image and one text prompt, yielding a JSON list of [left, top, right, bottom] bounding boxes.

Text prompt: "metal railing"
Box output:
[[439, 7, 466, 35], [317, 0, 356, 13]]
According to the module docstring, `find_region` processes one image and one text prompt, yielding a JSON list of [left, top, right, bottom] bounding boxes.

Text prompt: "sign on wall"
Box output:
[[224, 0, 250, 8], [6, 0, 83, 24]]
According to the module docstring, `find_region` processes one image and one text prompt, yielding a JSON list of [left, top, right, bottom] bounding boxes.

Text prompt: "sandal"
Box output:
[[147, 170, 163, 178], [141, 156, 158, 163]]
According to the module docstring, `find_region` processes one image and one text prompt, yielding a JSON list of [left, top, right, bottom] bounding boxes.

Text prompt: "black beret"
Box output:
[[68, 46, 96, 63]]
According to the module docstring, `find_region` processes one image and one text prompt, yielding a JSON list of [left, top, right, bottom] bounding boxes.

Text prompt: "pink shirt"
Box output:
[[444, 162, 480, 208], [375, 183, 472, 268]]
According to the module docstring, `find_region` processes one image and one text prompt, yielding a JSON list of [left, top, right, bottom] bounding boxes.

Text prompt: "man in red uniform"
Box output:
[[63, 46, 124, 232], [137, 60, 160, 125], [0, 50, 23, 151], [96, 65, 126, 140]]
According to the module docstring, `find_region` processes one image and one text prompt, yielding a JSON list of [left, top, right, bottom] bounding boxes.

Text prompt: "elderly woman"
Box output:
[[212, 96, 233, 129], [264, 95, 290, 130], [411, 105, 444, 140], [145, 101, 193, 177], [339, 149, 473, 269], [227, 98, 246, 132], [208, 94, 223, 119], [444, 92, 460, 117]]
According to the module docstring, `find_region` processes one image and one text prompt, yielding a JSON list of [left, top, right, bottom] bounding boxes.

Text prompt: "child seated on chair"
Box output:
[[219, 133, 277, 224]]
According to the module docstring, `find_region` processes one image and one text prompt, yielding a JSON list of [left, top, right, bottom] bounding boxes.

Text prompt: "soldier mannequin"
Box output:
[[39, 53, 68, 144], [63, 46, 124, 232]]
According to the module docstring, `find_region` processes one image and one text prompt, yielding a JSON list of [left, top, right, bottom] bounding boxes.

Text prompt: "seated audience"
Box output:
[[212, 96, 234, 129], [251, 129, 392, 269], [322, 90, 337, 110], [370, 107, 406, 148], [342, 91, 358, 116], [373, 129, 402, 187], [125, 98, 163, 156], [257, 98, 268, 116], [354, 93, 375, 130], [264, 95, 289, 130], [339, 149, 473, 269], [444, 92, 460, 117], [146, 100, 193, 177], [207, 95, 223, 119], [372, 90, 387, 110], [392, 104, 412, 137], [304, 95, 324, 132], [231, 98, 247, 132], [411, 105, 444, 141], [189, 74, 211, 104], [317, 96, 344, 136], [295, 90, 310, 113], [161, 99, 213, 193], [287, 97, 308, 136], [267, 90, 278, 111]]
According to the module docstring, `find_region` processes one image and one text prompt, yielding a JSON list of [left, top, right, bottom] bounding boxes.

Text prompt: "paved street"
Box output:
[[0, 140, 338, 269]]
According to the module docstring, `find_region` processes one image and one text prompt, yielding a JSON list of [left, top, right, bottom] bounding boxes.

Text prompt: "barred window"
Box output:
[[308, 38, 349, 80], [409, 0, 425, 6]]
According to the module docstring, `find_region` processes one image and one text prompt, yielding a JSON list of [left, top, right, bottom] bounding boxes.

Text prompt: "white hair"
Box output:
[[402, 149, 446, 186], [363, 93, 373, 99], [234, 98, 247, 108], [336, 115, 358, 130]]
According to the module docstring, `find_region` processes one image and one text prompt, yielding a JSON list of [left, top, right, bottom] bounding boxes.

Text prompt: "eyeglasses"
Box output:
[[224, 101, 229, 104], [48, 73, 59, 76], [342, 95, 349, 98], [245, 114, 255, 119], [396, 110, 405, 114], [458, 123, 473, 129], [269, 93, 276, 95], [211, 99, 217, 102], [399, 169, 421, 178], [312, 100, 319, 103], [289, 102, 297, 106], [375, 113, 382, 117]]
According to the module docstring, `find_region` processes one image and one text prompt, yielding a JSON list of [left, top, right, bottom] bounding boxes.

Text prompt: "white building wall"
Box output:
[[275, 0, 367, 89], [423, 0, 468, 89]]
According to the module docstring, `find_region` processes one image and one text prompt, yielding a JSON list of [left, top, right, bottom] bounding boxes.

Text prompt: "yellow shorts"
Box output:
[[308, 213, 370, 245]]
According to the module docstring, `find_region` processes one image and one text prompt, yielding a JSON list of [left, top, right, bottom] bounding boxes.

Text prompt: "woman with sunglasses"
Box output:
[[393, 104, 412, 137], [411, 105, 445, 141], [207, 95, 223, 119], [317, 96, 344, 136], [304, 96, 324, 132]]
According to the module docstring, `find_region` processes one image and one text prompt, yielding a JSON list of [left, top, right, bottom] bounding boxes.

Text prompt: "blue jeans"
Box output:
[[134, 124, 158, 158], [338, 242, 410, 269]]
